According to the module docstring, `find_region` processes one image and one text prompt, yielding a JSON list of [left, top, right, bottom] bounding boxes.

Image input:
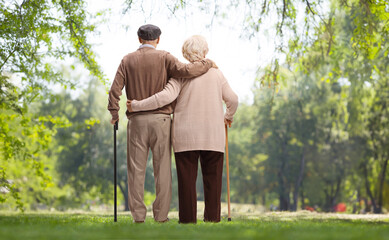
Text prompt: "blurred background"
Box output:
[[1, 0, 388, 214]]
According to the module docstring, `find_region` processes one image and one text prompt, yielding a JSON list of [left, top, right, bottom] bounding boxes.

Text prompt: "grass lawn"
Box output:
[[0, 211, 388, 240]]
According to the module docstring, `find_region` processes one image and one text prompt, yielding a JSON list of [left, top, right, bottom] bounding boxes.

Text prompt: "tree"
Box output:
[[299, 1, 389, 213], [0, 0, 106, 210], [123, 0, 388, 87], [238, 0, 389, 212]]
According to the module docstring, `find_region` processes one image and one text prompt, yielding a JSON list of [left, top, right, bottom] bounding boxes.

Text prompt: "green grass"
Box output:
[[0, 212, 389, 240]]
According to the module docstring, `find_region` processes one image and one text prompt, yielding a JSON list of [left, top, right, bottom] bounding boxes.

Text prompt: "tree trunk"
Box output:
[[291, 147, 306, 211], [279, 192, 290, 211], [367, 94, 387, 214], [376, 158, 388, 213], [300, 184, 305, 210], [278, 168, 290, 210], [323, 176, 342, 212], [278, 137, 290, 211], [332, 177, 341, 207], [362, 163, 378, 212], [118, 181, 130, 211], [278, 169, 289, 211]]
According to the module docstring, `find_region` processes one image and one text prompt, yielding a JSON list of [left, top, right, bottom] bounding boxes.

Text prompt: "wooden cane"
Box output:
[[225, 124, 232, 221], [114, 121, 118, 222]]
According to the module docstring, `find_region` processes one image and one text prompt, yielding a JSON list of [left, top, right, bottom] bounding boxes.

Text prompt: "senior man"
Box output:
[[107, 24, 215, 223]]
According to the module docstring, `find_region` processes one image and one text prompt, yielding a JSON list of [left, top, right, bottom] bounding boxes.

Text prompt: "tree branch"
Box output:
[[279, 0, 287, 35], [305, 0, 315, 15], [0, 48, 17, 70]]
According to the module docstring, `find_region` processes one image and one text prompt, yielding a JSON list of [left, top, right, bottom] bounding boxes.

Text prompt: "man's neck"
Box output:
[[142, 42, 157, 48], [139, 43, 156, 49]]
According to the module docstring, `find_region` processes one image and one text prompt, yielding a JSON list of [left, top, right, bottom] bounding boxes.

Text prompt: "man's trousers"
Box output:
[[126, 114, 172, 222]]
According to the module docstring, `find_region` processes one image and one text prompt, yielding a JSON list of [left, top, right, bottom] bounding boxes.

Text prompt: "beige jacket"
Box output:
[[131, 68, 239, 153], [107, 46, 213, 120]]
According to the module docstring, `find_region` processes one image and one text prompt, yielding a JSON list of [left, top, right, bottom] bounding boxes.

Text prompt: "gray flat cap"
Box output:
[[137, 24, 161, 40]]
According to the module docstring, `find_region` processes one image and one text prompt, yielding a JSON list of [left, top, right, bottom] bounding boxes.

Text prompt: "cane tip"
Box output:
[[228, 218, 231, 221]]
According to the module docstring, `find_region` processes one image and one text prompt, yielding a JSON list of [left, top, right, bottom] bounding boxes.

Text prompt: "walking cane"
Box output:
[[225, 124, 232, 221], [113, 121, 118, 222]]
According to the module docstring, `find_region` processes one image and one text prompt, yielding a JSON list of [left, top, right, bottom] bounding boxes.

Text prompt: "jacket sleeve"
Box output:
[[131, 78, 182, 112], [218, 71, 239, 121], [107, 60, 126, 120], [165, 53, 213, 79]]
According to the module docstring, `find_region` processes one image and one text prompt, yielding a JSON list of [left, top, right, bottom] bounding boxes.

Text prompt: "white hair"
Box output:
[[182, 35, 209, 62]]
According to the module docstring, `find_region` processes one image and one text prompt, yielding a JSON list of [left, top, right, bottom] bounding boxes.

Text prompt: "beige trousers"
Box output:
[[126, 114, 172, 222]]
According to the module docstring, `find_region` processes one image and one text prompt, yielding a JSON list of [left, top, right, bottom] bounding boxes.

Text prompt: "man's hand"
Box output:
[[224, 118, 232, 128], [209, 59, 218, 69], [126, 100, 133, 112], [111, 118, 118, 125]]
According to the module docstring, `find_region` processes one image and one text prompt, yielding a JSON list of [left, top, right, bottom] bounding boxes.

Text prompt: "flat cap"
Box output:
[[137, 24, 161, 40]]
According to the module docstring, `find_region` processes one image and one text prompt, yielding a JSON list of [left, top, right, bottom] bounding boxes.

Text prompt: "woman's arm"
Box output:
[[129, 78, 182, 112], [219, 71, 239, 123]]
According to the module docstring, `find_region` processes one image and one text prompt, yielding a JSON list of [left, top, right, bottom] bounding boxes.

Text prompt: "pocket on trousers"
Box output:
[[157, 115, 171, 123]]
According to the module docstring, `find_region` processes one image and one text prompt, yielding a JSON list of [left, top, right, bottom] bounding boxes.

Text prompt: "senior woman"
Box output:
[[128, 35, 238, 223]]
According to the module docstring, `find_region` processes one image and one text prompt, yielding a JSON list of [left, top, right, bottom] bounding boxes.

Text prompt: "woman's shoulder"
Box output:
[[206, 68, 226, 83], [206, 68, 224, 77]]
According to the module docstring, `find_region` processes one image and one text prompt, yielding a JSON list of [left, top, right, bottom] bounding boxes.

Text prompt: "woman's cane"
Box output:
[[225, 124, 231, 221], [113, 121, 118, 222]]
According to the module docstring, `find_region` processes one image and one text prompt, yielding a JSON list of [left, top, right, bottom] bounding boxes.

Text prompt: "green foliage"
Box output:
[[223, 0, 389, 213], [0, 0, 106, 210], [1, 0, 388, 213], [0, 168, 23, 211], [0, 0, 106, 85], [145, 1, 388, 89], [0, 98, 68, 210], [38, 86, 112, 204]]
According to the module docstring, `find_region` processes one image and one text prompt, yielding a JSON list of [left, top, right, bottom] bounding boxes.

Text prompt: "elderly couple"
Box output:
[[107, 24, 238, 224]]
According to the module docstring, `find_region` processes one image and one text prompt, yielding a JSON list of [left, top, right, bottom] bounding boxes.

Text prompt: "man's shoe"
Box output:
[[156, 218, 169, 223], [133, 220, 145, 223]]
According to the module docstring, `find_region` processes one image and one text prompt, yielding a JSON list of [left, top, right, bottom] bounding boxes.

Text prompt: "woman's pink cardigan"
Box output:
[[131, 68, 239, 153]]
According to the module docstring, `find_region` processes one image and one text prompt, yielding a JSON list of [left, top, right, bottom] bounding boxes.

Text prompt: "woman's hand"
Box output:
[[224, 118, 232, 128], [126, 100, 133, 112]]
